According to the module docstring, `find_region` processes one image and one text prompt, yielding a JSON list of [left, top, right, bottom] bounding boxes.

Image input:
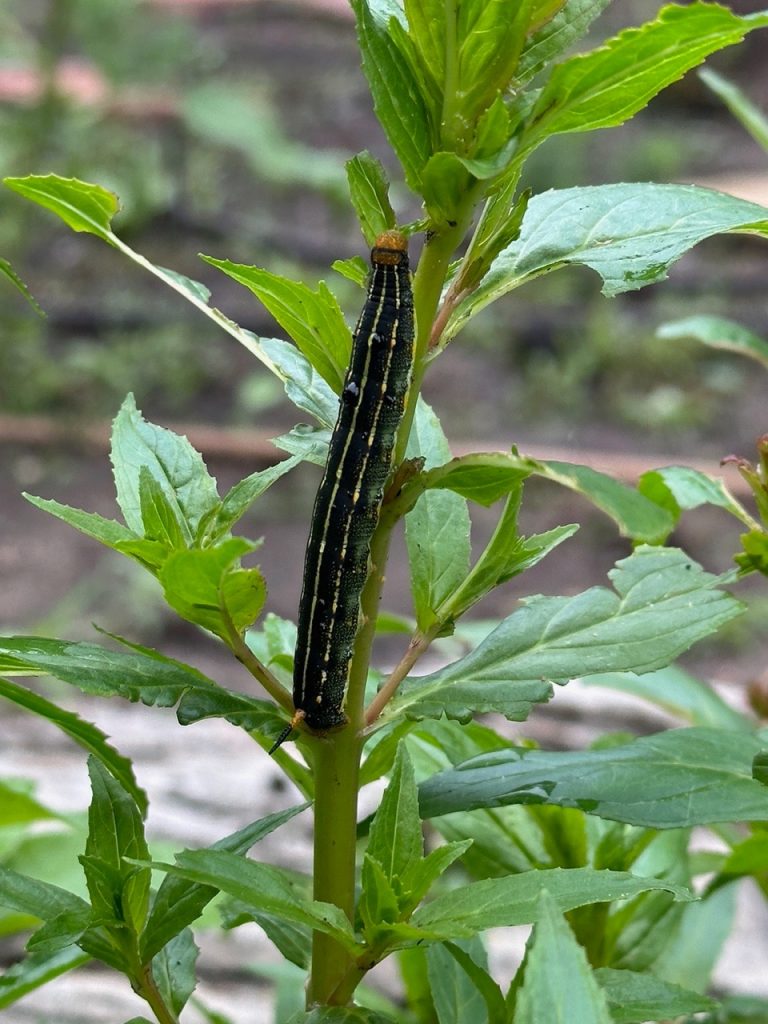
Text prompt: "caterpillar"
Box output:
[[289, 230, 414, 737]]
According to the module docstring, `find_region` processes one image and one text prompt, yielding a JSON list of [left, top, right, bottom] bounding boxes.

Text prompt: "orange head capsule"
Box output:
[[371, 229, 409, 266]]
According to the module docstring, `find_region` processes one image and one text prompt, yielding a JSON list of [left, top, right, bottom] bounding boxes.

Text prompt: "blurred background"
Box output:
[[1, 1, 768, 1019]]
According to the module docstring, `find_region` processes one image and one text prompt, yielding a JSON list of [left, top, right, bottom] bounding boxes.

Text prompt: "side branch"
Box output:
[[221, 607, 294, 713]]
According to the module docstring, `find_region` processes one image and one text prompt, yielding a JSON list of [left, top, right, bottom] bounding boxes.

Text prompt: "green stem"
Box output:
[[307, 726, 363, 1006], [365, 627, 436, 728], [221, 607, 293, 713], [134, 961, 179, 1024]]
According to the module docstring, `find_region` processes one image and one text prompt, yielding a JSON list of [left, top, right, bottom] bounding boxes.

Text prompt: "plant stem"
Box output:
[[136, 962, 179, 1024], [307, 725, 363, 1005], [221, 609, 293, 713], [364, 628, 435, 728]]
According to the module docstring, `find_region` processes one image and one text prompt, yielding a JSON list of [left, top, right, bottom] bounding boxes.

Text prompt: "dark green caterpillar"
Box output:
[[291, 230, 414, 734]]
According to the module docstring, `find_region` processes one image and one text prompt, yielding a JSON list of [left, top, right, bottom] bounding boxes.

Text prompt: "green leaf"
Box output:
[[159, 539, 266, 638], [376, 611, 415, 635], [151, 851, 359, 953], [593, 967, 717, 1023], [419, 727, 768, 828], [638, 464, 753, 534], [409, 720, 548, 880], [423, 452, 675, 542], [229, 904, 312, 969], [349, 0, 432, 191], [2, 176, 292, 375], [405, 400, 471, 631], [0, 781, 60, 827], [359, 855, 401, 937], [392, 669, 546, 726], [455, 0, 531, 124], [222, 897, 315, 966], [752, 751, 768, 787], [142, 804, 307, 961], [138, 468, 188, 550], [657, 314, 768, 371], [0, 677, 147, 815], [403, 0, 445, 93], [207, 456, 301, 542], [517, 0, 612, 83], [581, 666, 752, 731], [451, 184, 768, 338], [157, 267, 212, 304], [526, 0, 588, 32], [450, 941, 509, 1024], [440, 496, 577, 622], [720, 831, 768, 880], [422, 452, 532, 506], [360, 721, 417, 786], [0, 866, 89, 923], [111, 538, 171, 573], [469, 96, 515, 171], [428, 802, 548, 879], [397, 947, 433, 1024], [514, 891, 613, 1024], [409, 867, 691, 937], [151, 929, 198, 1015], [707, 995, 768, 1022], [421, 152, 470, 225], [737, 528, 768, 577], [653, 882, 737, 993], [261, 338, 340, 429], [172, 685, 289, 744], [428, 937, 501, 1024], [111, 394, 219, 541], [366, 745, 423, 886], [23, 909, 93, 957], [332, 256, 369, 288], [700, 67, 768, 153], [391, 547, 741, 724], [82, 758, 150, 935], [589, 841, 686, 970], [522, 3, 768, 150], [0, 636, 282, 739], [535, 459, 675, 541], [0, 256, 44, 315], [4, 174, 119, 241], [246, 612, 296, 673], [0, 947, 91, 1010], [346, 152, 396, 246], [0, 637, 214, 706], [201, 257, 351, 393], [273, 424, 332, 466], [287, 1008, 398, 1023], [0, 884, 121, 966], [23, 494, 138, 549], [400, 842, 473, 917]]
